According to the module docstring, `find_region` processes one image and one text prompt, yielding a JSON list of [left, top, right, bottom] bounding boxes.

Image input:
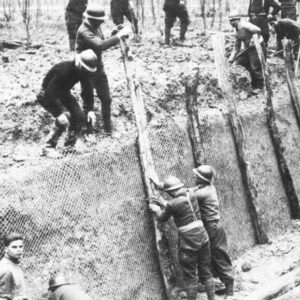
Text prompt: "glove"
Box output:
[[57, 113, 69, 126], [111, 24, 124, 36], [149, 203, 160, 213], [116, 26, 132, 40], [87, 111, 96, 127]]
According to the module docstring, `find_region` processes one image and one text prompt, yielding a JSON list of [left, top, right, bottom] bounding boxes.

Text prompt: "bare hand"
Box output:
[[87, 111, 96, 127]]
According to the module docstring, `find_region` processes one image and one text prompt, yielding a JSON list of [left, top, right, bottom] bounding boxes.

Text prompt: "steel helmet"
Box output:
[[83, 5, 108, 21], [163, 176, 184, 192], [229, 10, 241, 21], [193, 165, 214, 183], [48, 273, 70, 291], [76, 49, 97, 72]]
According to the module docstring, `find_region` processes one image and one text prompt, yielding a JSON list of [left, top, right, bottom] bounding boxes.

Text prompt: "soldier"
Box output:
[[37, 50, 97, 156], [228, 13, 266, 95], [0, 232, 28, 300], [150, 176, 215, 300], [192, 165, 234, 298], [48, 273, 93, 300], [76, 5, 131, 135], [248, 0, 281, 45], [163, 0, 190, 45], [65, 0, 88, 51], [270, 17, 300, 57], [110, 0, 139, 34]]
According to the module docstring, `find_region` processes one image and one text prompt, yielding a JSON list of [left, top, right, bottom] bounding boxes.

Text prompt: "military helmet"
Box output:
[[83, 5, 108, 21], [193, 165, 214, 183], [163, 176, 184, 192], [48, 273, 70, 291], [229, 10, 241, 21], [76, 49, 97, 72]]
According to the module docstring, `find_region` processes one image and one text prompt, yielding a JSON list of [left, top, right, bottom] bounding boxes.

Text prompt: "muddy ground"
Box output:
[[1, 13, 300, 300]]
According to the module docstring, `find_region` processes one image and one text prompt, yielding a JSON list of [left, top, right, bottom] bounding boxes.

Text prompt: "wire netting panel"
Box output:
[[196, 111, 257, 257], [0, 143, 165, 300]]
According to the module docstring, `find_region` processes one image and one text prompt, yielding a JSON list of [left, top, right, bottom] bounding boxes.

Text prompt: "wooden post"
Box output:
[[185, 67, 205, 166], [211, 33, 269, 244], [244, 266, 300, 300], [282, 38, 300, 130], [120, 40, 178, 300], [253, 34, 300, 219]]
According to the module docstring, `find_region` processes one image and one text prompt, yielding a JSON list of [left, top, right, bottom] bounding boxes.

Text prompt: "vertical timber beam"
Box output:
[[185, 67, 206, 166], [211, 33, 269, 244], [120, 40, 178, 300], [282, 38, 300, 130], [253, 34, 300, 219]]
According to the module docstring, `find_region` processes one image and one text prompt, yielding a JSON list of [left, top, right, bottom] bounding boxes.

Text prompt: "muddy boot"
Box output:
[[165, 27, 171, 45], [204, 278, 215, 300], [185, 284, 198, 300], [216, 280, 234, 296], [46, 122, 66, 148], [64, 129, 78, 147], [179, 23, 188, 41]]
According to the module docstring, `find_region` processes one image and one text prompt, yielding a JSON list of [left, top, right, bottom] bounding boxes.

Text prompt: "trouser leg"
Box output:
[[65, 11, 82, 51], [111, 0, 125, 26], [248, 47, 264, 89], [164, 10, 176, 45], [177, 5, 190, 40], [93, 69, 113, 133], [63, 93, 85, 147], [125, 7, 139, 34]]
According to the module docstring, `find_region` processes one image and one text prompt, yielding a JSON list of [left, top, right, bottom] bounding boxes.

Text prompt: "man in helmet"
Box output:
[[248, 0, 281, 45], [65, 0, 87, 51], [76, 5, 132, 135], [48, 273, 93, 300], [37, 49, 98, 156], [110, 0, 139, 35], [0, 232, 28, 300], [163, 0, 190, 46], [228, 13, 266, 95], [150, 176, 216, 300], [192, 165, 234, 298]]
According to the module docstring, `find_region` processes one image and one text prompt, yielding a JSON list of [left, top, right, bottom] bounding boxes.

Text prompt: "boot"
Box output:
[[179, 23, 188, 41], [64, 129, 78, 147], [102, 105, 112, 134], [46, 122, 66, 148], [216, 280, 234, 296], [165, 27, 171, 45], [185, 284, 198, 300], [204, 278, 215, 300]]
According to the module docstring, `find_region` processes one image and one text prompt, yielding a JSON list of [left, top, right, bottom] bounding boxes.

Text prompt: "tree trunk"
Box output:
[[119, 39, 178, 300], [211, 33, 269, 244], [244, 266, 300, 300], [200, 0, 207, 35], [282, 38, 300, 130], [253, 34, 300, 219], [151, 0, 156, 24]]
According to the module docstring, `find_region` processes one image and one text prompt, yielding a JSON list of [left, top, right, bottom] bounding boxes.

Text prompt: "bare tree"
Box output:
[[200, 0, 207, 35], [18, 0, 31, 49], [3, 0, 16, 22], [151, 0, 156, 24]]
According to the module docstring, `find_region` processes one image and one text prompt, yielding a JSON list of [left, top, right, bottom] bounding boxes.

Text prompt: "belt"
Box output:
[[178, 220, 203, 233], [250, 13, 267, 17]]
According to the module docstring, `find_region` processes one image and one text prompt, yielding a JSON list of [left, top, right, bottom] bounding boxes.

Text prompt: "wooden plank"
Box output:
[[253, 34, 300, 219], [211, 33, 269, 244], [282, 38, 300, 130], [244, 266, 300, 300], [119, 39, 179, 300]]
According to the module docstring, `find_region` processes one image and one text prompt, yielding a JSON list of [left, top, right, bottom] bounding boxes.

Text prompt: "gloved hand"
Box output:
[[116, 26, 132, 40], [87, 111, 96, 127], [111, 24, 124, 36], [149, 203, 160, 213]]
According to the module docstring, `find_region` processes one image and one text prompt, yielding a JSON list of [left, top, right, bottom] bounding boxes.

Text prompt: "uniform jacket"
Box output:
[[191, 184, 220, 223], [66, 0, 87, 14], [248, 0, 281, 16], [76, 20, 120, 69], [156, 192, 208, 250], [0, 257, 27, 300], [163, 0, 181, 11], [49, 285, 93, 300], [232, 20, 261, 56], [42, 60, 94, 112]]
